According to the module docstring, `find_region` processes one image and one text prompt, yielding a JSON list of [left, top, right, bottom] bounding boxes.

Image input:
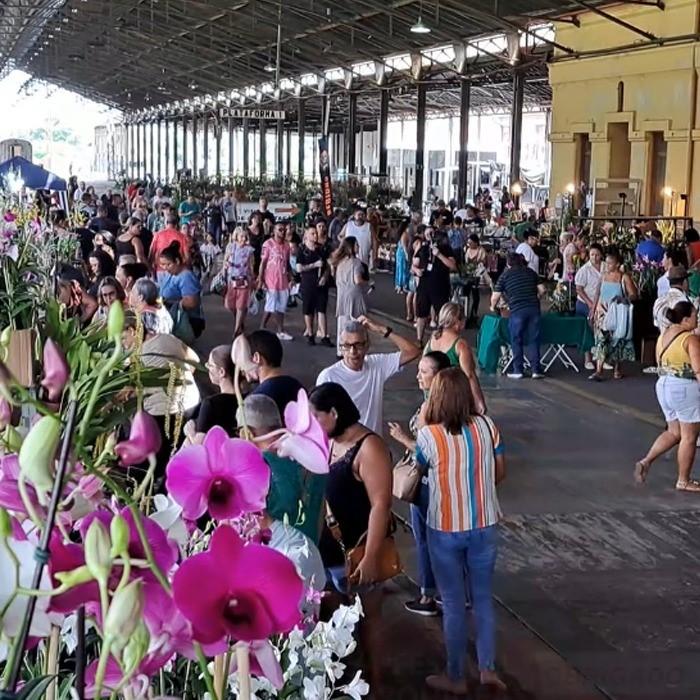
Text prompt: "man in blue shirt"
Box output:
[[635, 229, 664, 263]]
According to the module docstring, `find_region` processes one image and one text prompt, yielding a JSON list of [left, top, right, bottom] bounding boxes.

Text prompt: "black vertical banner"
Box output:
[[318, 137, 333, 218]]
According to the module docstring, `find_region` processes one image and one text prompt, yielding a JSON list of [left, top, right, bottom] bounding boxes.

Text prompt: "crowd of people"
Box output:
[[48, 175, 700, 697], [45, 178, 512, 697]]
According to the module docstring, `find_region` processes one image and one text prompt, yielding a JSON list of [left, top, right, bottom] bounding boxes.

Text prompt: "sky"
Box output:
[[0, 69, 121, 179]]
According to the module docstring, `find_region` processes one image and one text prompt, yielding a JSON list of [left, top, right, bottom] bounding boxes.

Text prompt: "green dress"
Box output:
[[424, 337, 461, 367]]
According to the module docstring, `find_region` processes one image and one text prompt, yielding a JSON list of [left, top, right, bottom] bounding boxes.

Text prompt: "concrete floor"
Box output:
[[194, 272, 700, 700]]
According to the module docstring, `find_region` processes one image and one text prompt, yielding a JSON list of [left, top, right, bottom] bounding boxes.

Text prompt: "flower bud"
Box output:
[[3, 425, 22, 453], [41, 338, 70, 403], [114, 411, 161, 467], [104, 579, 143, 649], [84, 519, 113, 585], [0, 327, 11, 349], [232, 335, 257, 373], [18, 414, 61, 494], [0, 397, 12, 429], [107, 300, 125, 342], [122, 621, 150, 674], [109, 514, 129, 558], [55, 565, 94, 588], [0, 507, 11, 538]]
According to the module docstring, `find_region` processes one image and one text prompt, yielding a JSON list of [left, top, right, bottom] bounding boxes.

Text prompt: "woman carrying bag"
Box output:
[[416, 367, 506, 696]]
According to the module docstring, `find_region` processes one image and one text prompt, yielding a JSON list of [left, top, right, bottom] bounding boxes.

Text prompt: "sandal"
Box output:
[[588, 373, 604, 382], [613, 371, 624, 380], [676, 479, 700, 492], [634, 460, 650, 484]]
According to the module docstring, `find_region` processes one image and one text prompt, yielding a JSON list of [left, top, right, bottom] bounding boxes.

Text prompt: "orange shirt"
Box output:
[[151, 228, 190, 266]]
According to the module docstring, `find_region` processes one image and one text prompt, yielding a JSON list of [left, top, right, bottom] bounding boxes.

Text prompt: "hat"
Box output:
[[668, 266, 689, 284]]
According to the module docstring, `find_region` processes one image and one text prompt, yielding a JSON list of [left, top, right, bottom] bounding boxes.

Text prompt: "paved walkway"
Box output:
[[194, 275, 700, 700]]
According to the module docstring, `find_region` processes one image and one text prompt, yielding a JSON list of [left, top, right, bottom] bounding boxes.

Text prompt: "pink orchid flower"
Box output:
[[166, 426, 270, 521], [40, 338, 70, 402], [275, 389, 330, 474], [0, 453, 42, 518], [114, 411, 162, 466], [172, 524, 304, 644]]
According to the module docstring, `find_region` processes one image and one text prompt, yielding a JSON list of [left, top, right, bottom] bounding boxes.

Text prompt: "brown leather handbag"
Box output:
[[327, 513, 402, 583]]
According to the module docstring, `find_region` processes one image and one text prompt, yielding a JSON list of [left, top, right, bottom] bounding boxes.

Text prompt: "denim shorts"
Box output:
[[656, 375, 700, 424]]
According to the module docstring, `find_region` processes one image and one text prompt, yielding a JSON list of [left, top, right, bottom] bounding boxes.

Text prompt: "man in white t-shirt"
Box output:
[[515, 230, 540, 274], [316, 317, 420, 434], [340, 209, 376, 267]]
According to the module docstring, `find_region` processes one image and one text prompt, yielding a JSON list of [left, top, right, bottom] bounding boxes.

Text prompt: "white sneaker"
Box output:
[[277, 332, 293, 341], [506, 373, 523, 379], [584, 361, 595, 371], [603, 363, 613, 370], [531, 373, 545, 379]]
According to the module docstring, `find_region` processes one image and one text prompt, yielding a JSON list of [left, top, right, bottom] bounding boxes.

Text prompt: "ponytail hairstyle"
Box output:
[[433, 301, 464, 340], [666, 300, 695, 325], [159, 242, 183, 265]]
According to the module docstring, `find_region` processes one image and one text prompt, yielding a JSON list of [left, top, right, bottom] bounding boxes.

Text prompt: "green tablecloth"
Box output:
[[477, 313, 595, 374]]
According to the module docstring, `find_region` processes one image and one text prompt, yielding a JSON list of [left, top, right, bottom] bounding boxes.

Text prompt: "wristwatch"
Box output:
[[383, 326, 393, 338]]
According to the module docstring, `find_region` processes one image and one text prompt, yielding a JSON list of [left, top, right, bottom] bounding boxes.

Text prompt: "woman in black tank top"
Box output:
[[116, 217, 147, 265], [310, 383, 392, 583]]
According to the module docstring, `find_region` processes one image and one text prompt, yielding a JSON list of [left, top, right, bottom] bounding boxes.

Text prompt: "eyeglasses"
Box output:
[[340, 342, 367, 352]]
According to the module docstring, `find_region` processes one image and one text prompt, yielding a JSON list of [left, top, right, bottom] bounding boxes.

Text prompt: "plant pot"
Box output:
[[5, 329, 35, 387]]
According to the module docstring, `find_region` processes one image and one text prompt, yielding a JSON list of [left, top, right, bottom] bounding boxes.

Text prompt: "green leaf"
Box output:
[[16, 675, 57, 700]]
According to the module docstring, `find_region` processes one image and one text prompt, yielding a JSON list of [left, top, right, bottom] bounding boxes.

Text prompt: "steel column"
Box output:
[[215, 119, 221, 177], [228, 117, 234, 176], [182, 116, 188, 174], [156, 120, 162, 180], [347, 93, 357, 175], [203, 117, 209, 178], [415, 82, 427, 209], [149, 121, 155, 178], [243, 118, 250, 178], [286, 128, 292, 178], [509, 70, 525, 187], [192, 115, 199, 177], [129, 124, 135, 179], [172, 119, 178, 176], [378, 89, 389, 175], [260, 119, 267, 178], [457, 79, 471, 208], [276, 119, 284, 179], [298, 99, 306, 182]]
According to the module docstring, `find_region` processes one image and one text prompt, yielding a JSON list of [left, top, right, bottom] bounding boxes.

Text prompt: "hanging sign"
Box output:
[[318, 136, 333, 218], [219, 108, 286, 120]]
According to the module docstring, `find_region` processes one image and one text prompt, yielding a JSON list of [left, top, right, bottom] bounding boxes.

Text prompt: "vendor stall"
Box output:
[[477, 313, 595, 375]]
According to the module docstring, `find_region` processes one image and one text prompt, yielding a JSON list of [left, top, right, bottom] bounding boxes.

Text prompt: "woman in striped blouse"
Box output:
[[416, 367, 506, 695]]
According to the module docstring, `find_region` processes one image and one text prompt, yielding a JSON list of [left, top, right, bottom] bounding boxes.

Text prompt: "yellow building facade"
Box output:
[[550, 0, 700, 221]]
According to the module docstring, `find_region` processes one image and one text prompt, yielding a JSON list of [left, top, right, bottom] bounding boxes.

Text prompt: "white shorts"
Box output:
[[264, 289, 289, 314], [655, 375, 700, 424]]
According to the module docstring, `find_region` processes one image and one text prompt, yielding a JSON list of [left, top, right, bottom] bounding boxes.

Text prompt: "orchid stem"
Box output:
[[78, 341, 122, 443], [194, 643, 218, 700], [17, 475, 43, 532], [127, 503, 170, 592], [235, 642, 251, 700], [93, 636, 113, 700]]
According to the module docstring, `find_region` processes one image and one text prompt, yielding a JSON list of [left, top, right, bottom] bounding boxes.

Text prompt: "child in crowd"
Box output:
[[199, 232, 221, 292]]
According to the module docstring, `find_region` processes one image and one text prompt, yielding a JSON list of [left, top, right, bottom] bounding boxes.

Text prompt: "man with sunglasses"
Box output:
[[316, 316, 419, 434]]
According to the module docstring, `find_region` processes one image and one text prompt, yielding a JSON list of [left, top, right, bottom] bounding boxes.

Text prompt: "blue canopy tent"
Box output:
[[0, 156, 67, 191]]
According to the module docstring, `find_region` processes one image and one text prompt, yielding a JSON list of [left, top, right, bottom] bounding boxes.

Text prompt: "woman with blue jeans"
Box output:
[[417, 367, 506, 695], [388, 351, 451, 616]]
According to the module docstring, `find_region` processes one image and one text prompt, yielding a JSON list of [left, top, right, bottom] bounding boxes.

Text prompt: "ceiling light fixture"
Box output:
[[410, 0, 431, 34], [264, 63, 275, 72]]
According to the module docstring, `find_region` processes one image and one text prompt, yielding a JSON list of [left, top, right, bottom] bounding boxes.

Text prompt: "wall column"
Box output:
[[129, 124, 135, 179], [415, 82, 427, 208], [298, 99, 306, 181], [457, 78, 471, 208], [286, 128, 292, 177], [215, 119, 222, 177], [172, 119, 178, 176], [164, 120, 170, 181], [378, 89, 389, 175], [509, 69, 525, 186], [149, 121, 155, 178]]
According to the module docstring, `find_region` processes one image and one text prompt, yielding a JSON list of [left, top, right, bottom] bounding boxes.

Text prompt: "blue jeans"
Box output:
[[427, 525, 498, 680], [508, 307, 541, 374], [410, 481, 436, 597]]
